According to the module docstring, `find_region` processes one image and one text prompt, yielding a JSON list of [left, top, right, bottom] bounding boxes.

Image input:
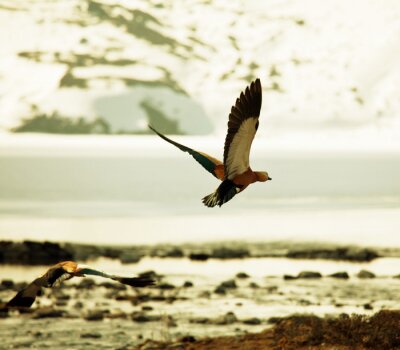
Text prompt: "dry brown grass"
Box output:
[[133, 310, 400, 350], [274, 310, 400, 349]]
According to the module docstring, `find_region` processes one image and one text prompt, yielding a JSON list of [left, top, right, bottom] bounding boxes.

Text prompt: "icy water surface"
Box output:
[[0, 137, 400, 247]]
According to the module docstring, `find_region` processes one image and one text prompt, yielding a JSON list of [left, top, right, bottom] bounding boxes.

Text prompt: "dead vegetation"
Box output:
[[134, 310, 400, 350]]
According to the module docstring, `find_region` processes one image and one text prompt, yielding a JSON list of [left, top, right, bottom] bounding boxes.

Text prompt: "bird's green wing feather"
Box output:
[[78, 267, 155, 287], [78, 267, 110, 278], [149, 125, 222, 179]]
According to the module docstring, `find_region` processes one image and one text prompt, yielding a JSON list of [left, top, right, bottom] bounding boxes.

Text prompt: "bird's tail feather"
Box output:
[[202, 180, 240, 207], [202, 191, 220, 207]]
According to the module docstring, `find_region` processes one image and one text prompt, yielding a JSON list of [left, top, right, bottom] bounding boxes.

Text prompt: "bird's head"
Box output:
[[255, 171, 272, 182]]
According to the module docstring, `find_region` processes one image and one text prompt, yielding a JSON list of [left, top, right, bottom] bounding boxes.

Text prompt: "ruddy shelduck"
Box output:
[[5, 261, 155, 308], [150, 78, 271, 207]]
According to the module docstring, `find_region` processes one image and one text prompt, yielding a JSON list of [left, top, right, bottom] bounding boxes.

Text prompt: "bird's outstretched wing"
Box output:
[[6, 278, 45, 308], [77, 267, 156, 287], [223, 79, 262, 180], [149, 125, 224, 180], [6, 266, 68, 308]]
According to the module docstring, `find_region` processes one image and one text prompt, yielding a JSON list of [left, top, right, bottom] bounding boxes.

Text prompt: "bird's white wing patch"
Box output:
[[225, 117, 258, 180], [53, 273, 71, 286]]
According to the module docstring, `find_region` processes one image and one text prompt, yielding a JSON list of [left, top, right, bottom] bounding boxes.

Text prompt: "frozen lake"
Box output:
[[0, 134, 399, 247]]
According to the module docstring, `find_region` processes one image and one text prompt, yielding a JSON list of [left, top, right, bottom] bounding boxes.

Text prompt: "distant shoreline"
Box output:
[[2, 239, 400, 266]]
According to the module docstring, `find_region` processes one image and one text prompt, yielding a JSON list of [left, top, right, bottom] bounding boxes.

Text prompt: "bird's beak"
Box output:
[[268, 177, 272, 181]]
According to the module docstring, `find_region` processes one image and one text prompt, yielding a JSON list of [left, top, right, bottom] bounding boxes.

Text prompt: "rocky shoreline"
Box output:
[[1, 248, 400, 349], [0, 240, 391, 266], [1, 273, 399, 350]]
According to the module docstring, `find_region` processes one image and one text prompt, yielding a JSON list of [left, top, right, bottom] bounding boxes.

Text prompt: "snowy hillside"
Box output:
[[0, 0, 400, 136]]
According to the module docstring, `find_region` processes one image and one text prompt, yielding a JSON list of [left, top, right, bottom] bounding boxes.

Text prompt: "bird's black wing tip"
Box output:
[[118, 276, 157, 288], [251, 78, 262, 92], [6, 295, 36, 308]]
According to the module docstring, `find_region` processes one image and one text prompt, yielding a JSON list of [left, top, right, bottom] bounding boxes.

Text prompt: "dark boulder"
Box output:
[[156, 282, 175, 290], [180, 335, 196, 343], [189, 253, 209, 261], [363, 303, 374, 310], [329, 271, 350, 279], [182, 281, 193, 288], [357, 270, 375, 279], [243, 317, 262, 325], [119, 251, 142, 264], [32, 307, 64, 319], [211, 247, 249, 259], [162, 247, 184, 258], [84, 309, 107, 321], [219, 279, 237, 289], [297, 271, 322, 279], [284, 275, 297, 280], [131, 312, 161, 323], [249, 282, 260, 288], [214, 312, 237, 325], [286, 247, 379, 262], [214, 279, 237, 294], [0, 280, 14, 290], [81, 332, 102, 339], [236, 272, 250, 279], [214, 285, 227, 295]]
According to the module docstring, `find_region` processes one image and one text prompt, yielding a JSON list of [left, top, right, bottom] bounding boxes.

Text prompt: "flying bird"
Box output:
[[149, 78, 271, 207], [5, 261, 155, 308]]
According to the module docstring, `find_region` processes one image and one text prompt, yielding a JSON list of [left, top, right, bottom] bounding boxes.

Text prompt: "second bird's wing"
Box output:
[[149, 125, 224, 180], [6, 265, 70, 308], [223, 79, 262, 180], [6, 278, 45, 308], [77, 267, 156, 287]]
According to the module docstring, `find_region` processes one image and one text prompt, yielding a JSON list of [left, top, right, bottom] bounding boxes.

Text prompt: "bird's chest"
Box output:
[[232, 169, 257, 186]]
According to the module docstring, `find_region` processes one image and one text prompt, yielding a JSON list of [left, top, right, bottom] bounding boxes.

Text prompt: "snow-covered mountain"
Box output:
[[0, 0, 399, 135]]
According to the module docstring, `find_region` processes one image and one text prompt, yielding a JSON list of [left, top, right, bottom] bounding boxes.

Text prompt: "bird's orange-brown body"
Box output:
[[232, 168, 258, 188], [57, 261, 79, 274]]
